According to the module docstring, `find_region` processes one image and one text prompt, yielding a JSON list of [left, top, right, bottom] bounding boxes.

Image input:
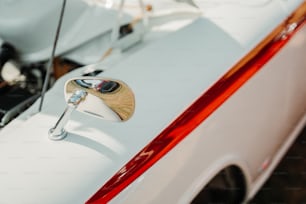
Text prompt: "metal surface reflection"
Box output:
[[65, 77, 135, 121]]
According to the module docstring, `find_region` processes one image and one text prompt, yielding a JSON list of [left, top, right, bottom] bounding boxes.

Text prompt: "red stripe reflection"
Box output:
[[86, 5, 305, 204]]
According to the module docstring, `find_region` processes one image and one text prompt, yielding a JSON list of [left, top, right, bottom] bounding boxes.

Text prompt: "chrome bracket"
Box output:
[[49, 90, 87, 140]]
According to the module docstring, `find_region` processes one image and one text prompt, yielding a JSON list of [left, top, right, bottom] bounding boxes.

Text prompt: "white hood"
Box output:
[[0, 0, 302, 203]]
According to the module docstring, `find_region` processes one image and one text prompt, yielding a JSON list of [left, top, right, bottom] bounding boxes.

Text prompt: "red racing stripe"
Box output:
[[86, 4, 306, 204]]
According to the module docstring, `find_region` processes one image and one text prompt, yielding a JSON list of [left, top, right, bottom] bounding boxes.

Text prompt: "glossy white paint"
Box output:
[[0, 0, 132, 62], [110, 24, 306, 204], [0, 0, 304, 203]]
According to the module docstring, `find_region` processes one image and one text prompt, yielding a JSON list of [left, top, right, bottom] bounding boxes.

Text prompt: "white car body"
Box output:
[[0, 0, 305, 203]]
